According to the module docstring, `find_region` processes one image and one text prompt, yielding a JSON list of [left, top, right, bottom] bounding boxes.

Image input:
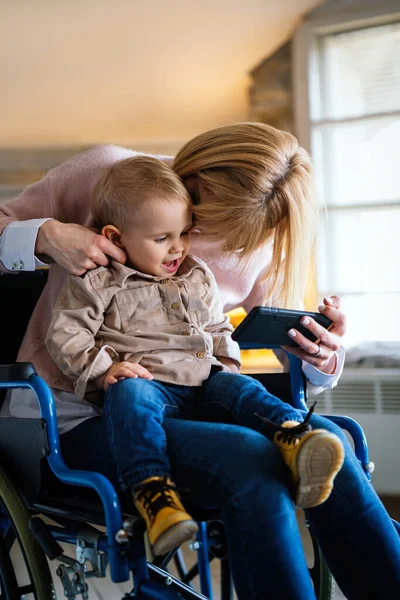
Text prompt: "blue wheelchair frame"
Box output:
[[0, 368, 210, 599], [1, 343, 399, 598]]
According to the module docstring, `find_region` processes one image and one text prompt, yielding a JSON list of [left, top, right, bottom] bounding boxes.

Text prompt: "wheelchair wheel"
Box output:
[[0, 463, 56, 599], [307, 520, 335, 600], [315, 546, 335, 600]]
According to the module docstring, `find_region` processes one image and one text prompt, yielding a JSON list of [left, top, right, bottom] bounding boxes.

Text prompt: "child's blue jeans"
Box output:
[[104, 370, 303, 490]]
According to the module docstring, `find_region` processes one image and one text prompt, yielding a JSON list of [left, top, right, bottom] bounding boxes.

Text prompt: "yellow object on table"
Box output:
[[226, 307, 281, 373]]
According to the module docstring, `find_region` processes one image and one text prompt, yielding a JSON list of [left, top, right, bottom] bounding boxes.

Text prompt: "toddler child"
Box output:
[[46, 156, 344, 556]]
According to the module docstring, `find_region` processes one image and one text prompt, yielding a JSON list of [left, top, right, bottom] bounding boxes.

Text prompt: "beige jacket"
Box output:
[[45, 255, 241, 398]]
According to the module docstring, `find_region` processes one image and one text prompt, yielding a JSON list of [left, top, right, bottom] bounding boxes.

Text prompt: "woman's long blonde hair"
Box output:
[[173, 122, 318, 308]]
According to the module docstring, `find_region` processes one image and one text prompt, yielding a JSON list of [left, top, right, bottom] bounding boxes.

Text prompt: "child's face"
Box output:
[[120, 197, 192, 277]]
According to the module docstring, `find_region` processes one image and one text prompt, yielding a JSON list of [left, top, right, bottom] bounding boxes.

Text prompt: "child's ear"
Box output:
[[101, 225, 124, 248]]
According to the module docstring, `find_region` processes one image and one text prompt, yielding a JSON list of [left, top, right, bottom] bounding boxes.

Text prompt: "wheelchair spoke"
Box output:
[[4, 529, 16, 554], [220, 557, 233, 600], [304, 515, 335, 600], [2, 537, 38, 599], [17, 583, 36, 595], [173, 547, 193, 585], [0, 584, 35, 600], [0, 533, 20, 600]]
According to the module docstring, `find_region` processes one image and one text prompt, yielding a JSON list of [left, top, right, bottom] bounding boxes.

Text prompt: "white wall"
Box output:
[[0, 0, 322, 151]]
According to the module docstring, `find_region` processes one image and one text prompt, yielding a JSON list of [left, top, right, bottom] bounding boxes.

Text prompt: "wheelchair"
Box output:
[[1, 270, 398, 600]]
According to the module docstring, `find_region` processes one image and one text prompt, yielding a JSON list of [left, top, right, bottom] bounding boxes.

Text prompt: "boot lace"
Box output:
[[255, 402, 316, 444], [134, 476, 182, 523]]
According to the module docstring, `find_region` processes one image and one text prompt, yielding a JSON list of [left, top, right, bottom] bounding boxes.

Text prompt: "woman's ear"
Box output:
[[101, 225, 124, 248]]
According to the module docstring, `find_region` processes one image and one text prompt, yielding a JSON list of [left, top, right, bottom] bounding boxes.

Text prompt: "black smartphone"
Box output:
[[231, 306, 333, 348]]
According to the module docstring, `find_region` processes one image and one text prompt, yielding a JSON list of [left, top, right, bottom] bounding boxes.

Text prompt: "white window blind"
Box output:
[[310, 22, 400, 347]]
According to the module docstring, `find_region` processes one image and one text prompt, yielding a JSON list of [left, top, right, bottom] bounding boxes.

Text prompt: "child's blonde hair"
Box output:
[[173, 122, 318, 308], [92, 155, 190, 230]]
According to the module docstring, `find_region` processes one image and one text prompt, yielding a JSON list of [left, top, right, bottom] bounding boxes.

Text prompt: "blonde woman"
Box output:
[[1, 123, 399, 599]]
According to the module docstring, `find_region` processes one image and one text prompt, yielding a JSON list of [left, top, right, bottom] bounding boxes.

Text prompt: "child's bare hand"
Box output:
[[102, 361, 154, 391], [217, 356, 240, 374]]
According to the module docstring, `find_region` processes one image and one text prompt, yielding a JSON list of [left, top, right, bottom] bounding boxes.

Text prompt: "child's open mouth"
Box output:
[[162, 259, 179, 273]]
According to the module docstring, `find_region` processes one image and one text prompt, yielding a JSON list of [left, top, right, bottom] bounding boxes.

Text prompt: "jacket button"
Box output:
[[182, 332, 190, 336], [171, 302, 180, 310], [160, 279, 168, 284], [196, 351, 206, 359]]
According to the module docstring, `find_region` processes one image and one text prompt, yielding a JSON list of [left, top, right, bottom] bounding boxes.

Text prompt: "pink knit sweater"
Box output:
[[0, 145, 343, 399]]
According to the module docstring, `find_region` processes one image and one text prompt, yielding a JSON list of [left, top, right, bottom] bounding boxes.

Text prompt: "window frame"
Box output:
[[292, 0, 400, 153], [292, 2, 400, 346]]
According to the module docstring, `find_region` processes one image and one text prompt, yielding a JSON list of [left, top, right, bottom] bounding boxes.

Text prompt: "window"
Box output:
[[302, 17, 400, 347]]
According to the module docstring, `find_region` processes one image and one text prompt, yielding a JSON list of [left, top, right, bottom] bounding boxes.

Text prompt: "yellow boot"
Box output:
[[133, 476, 198, 556], [274, 421, 345, 509]]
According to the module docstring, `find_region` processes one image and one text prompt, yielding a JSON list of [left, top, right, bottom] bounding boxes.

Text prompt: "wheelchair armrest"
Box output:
[[0, 362, 37, 382], [237, 340, 307, 411]]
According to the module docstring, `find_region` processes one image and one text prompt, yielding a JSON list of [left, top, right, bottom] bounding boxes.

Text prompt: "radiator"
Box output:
[[315, 369, 400, 494]]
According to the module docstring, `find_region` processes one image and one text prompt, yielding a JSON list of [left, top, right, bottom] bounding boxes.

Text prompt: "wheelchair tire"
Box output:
[[0, 463, 56, 600], [315, 546, 335, 600]]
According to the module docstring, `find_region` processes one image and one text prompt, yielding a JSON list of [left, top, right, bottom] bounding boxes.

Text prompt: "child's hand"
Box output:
[[101, 361, 154, 391], [217, 356, 240, 374]]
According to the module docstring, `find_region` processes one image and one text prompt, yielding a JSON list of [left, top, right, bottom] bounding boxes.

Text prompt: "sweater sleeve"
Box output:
[[0, 145, 139, 272], [45, 272, 119, 399]]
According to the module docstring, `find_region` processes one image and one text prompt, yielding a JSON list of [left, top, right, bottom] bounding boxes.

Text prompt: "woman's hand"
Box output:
[[99, 361, 154, 392], [281, 296, 346, 374], [36, 220, 127, 276]]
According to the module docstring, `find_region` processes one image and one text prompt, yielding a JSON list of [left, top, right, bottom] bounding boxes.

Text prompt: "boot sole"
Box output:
[[152, 520, 199, 556], [295, 432, 344, 509]]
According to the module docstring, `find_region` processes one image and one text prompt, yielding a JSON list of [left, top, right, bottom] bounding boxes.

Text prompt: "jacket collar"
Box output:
[[109, 255, 205, 286]]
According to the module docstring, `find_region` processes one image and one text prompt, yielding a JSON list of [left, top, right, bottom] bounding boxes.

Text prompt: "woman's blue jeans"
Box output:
[[60, 374, 400, 600], [103, 372, 304, 489]]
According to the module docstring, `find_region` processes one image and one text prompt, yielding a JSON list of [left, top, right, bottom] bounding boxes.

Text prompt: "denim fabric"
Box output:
[[102, 372, 304, 489], [61, 386, 400, 600]]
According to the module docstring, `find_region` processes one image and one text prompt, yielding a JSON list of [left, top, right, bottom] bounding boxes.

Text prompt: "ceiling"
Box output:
[[1, 0, 322, 150]]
